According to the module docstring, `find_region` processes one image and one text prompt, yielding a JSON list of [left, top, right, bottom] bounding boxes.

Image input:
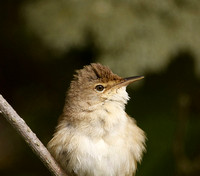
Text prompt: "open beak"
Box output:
[[118, 76, 144, 87]]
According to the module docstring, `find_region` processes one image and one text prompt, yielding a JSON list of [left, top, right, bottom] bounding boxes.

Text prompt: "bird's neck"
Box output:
[[60, 91, 129, 138]]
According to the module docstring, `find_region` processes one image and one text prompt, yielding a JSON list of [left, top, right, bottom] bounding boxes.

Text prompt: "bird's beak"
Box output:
[[117, 76, 144, 87]]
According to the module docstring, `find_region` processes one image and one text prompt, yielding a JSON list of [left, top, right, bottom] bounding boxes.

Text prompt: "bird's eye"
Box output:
[[95, 85, 105, 92]]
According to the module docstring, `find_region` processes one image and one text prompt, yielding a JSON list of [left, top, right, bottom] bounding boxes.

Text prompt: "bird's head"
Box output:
[[66, 63, 144, 111]]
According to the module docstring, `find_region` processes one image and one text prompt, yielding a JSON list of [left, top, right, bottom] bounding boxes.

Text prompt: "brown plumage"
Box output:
[[74, 63, 122, 82], [48, 63, 146, 176]]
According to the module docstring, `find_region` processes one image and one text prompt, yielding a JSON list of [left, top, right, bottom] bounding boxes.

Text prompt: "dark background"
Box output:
[[0, 1, 200, 176]]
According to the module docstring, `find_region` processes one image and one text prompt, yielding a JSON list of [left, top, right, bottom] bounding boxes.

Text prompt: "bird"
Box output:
[[47, 63, 146, 176]]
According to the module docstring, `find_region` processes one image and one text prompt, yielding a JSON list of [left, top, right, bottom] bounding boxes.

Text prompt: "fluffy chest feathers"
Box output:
[[48, 99, 146, 176]]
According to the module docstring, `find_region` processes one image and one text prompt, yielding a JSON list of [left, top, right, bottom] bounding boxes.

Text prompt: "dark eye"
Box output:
[[95, 85, 105, 92]]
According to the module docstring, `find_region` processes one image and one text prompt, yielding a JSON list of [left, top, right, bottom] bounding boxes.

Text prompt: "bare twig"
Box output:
[[0, 94, 67, 176]]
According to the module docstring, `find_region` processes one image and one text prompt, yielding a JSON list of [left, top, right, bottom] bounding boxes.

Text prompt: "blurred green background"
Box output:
[[0, 0, 200, 176]]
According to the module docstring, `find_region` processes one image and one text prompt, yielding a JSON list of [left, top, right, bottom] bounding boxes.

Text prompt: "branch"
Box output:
[[0, 94, 67, 176]]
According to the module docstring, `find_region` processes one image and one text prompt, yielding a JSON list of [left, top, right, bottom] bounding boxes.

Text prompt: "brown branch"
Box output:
[[0, 94, 67, 176]]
